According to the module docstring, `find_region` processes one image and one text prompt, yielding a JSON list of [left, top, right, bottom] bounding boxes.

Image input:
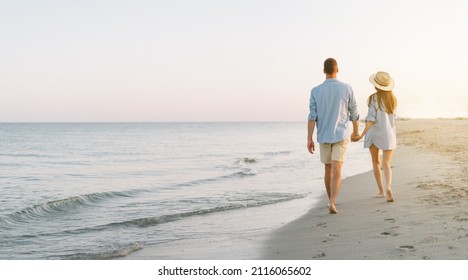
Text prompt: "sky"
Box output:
[[1, 0, 468, 122]]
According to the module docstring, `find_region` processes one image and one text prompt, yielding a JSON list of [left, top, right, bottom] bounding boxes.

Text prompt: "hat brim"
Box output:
[[369, 73, 394, 91]]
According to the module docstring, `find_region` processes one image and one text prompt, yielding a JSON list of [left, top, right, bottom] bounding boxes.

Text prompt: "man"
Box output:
[[307, 58, 359, 214]]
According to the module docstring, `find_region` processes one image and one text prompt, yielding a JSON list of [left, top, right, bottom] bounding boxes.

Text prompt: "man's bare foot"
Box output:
[[386, 188, 394, 202], [374, 193, 385, 198], [329, 203, 338, 214]]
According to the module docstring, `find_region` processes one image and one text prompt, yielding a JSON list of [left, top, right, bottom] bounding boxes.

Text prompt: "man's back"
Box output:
[[308, 78, 359, 144]]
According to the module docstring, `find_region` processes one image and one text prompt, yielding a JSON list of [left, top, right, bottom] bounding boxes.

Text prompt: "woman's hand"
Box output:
[[351, 134, 363, 142]]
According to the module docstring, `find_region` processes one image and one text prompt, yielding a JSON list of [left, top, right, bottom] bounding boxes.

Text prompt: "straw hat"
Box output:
[[369, 71, 394, 91]]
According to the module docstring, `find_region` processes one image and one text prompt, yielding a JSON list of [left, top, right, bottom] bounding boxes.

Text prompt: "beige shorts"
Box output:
[[320, 139, 349, 164]]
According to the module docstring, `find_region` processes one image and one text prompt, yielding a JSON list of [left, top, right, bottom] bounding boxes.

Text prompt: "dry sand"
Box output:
[[262, 119, 468, 259]]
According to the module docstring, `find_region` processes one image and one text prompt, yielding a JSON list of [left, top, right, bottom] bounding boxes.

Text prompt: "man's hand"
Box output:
[[351, 134, 363, 142], [307, 139, 315, 154], [307, 120, 316, 154]]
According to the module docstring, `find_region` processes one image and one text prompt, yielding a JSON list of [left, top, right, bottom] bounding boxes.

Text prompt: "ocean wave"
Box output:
[[17, 176, 41, 181], [63, 242, 144, 260], [239, 157, 257, 164], [0, 153, 50, 158], [174, 168, 258, 188], [95, 192, 306, 229], [231, 168, 258, 177], [0, 190, 140, 226], [263, 151, 291, 156], [48, 192, 307, 235]]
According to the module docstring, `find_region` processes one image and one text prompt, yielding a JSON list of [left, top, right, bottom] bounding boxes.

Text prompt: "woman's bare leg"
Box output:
[[382, 149, 395, 202], [369, 145, 384, 197]]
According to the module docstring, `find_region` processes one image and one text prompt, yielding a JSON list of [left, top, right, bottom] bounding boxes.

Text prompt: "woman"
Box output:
[[352, 71, 397, 202]]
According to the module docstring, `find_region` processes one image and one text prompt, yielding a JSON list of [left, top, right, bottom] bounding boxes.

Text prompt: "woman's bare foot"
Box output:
[[329, 203, 338, 214], [374, 193, 385, 198], [386, 188, 394, 202]]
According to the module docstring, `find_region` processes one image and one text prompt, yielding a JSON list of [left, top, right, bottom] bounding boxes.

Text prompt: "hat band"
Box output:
[[374, 77, 390, 87]]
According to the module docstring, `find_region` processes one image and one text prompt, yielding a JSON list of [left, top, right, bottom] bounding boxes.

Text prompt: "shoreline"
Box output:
[[262, 119, 468, 259]]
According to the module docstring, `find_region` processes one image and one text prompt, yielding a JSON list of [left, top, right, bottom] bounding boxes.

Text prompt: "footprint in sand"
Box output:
[[384, 218, 396, 223], [398, 245, 416, 252], [312, 251, 326, 259], [453, 216, 468, 222], [316, 222, 327, 228], [381, 231, 399, 237], [322, 233, 339, 243]]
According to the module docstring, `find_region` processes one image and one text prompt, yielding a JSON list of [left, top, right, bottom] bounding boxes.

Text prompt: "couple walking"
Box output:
[[307, 58, 397, 214]]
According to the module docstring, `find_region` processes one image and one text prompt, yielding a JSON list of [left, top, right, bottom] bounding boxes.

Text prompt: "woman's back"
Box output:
[[364, 93, 397, 150]]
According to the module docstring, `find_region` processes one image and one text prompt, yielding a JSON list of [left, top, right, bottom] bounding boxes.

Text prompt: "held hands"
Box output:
[[351, 131, 362, 142], [351, 134, 363, 142], [352, 121, 372, 142]]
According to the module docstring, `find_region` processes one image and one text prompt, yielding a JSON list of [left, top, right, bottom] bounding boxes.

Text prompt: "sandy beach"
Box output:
[[263, 119, 468, 259]]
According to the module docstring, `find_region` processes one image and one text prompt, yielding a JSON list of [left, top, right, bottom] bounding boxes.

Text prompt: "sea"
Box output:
[[0, 122, 371, 259]]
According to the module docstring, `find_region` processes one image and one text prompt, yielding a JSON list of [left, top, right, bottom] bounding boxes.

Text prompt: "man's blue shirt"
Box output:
[[308, 78, 359, 143]]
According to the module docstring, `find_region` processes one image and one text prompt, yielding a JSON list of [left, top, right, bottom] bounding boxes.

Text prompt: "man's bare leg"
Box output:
[[324, 163, 332, 201], [329, 160, 343, 213]]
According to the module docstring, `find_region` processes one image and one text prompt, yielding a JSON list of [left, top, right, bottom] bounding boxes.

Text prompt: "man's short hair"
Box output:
[[324, 58, 338, 75]]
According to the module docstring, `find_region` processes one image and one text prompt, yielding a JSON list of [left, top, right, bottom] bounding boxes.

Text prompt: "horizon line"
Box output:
[[0, 117, 466, 124]]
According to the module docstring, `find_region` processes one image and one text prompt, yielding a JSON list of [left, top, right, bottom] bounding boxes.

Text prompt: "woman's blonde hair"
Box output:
[[368, 88, 397, 114]]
